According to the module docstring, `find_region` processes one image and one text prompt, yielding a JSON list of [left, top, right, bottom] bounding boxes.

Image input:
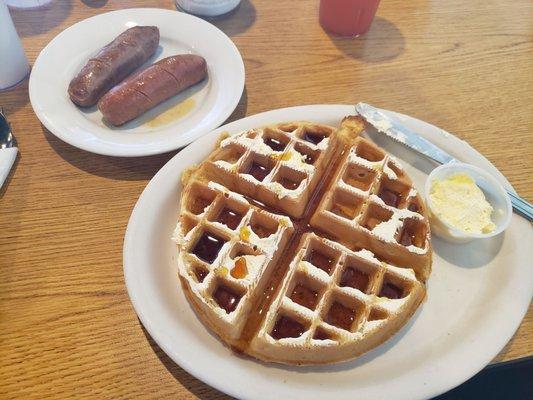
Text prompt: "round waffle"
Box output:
[[174, 116, 432, 365]]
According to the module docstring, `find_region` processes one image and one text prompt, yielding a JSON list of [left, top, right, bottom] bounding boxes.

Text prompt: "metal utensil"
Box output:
[[355, 102, 533, 221], [0, 108, 18, 189]]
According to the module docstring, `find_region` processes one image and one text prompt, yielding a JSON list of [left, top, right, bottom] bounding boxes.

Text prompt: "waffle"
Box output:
[[174, 117, 432, 365]]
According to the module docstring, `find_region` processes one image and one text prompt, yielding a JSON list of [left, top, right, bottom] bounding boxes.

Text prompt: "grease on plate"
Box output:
[[146, 98, 195, 128]]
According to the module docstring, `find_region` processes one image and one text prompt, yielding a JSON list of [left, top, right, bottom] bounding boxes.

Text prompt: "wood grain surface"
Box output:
[[1, 0, 531, 399]]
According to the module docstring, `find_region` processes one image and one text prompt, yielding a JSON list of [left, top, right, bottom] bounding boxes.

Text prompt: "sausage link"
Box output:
[[98, 55, 207, 126], [68, 26, 160, 107]]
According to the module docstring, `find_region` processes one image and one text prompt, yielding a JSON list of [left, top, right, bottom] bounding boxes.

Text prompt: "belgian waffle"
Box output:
[[174, 116, 432, 365]]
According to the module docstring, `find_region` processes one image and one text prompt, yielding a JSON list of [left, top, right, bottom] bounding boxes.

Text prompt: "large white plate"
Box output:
[[123, 105, 533, 400], [29, 8, 244, 157]]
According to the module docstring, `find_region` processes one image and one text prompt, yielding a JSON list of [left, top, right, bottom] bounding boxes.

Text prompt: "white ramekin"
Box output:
[[424, 163, 512, 243]]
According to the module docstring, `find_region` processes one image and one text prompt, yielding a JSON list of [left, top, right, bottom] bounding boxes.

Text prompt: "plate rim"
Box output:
[[123, 104, 532, 400], [29, 7, 245, 157]]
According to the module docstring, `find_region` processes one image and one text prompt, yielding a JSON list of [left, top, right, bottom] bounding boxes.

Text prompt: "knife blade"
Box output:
[[355, 102, 456, 165]]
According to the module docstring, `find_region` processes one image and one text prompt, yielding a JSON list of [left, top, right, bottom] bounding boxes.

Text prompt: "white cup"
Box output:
[[0, 0, 30, 90]]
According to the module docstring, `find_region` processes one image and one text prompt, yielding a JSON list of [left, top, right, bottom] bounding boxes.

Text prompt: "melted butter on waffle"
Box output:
[[174, 116, 432, 365]]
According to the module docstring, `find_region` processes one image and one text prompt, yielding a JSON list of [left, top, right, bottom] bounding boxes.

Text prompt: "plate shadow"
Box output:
[[42, 125, 175, 181], [194, 0, 256, 37], [141, 324, 234, 400], [433, 234, 504, 269], [224, 85, 248, 125]]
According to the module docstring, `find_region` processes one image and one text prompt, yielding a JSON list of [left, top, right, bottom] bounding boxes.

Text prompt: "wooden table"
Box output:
[[1, 0, 531, 398]]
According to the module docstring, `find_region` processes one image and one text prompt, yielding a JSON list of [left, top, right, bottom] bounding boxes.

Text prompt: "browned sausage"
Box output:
[[68, 26, 160, 107], [98, 55, 207, 126]]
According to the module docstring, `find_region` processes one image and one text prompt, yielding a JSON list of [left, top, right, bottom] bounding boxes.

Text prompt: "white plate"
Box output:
[[29, 8, 244, 157], [123, 105, 533, 400]]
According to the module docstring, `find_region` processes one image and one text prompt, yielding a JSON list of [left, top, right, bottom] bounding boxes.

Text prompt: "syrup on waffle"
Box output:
[[174, 116, 432, 365]]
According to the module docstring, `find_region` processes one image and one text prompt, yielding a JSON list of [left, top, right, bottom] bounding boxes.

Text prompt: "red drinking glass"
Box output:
[[319, 0, 381, 37]]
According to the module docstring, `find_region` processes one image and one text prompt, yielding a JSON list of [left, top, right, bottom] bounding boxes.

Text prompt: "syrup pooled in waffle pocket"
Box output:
[[174, 116, 432, 365]]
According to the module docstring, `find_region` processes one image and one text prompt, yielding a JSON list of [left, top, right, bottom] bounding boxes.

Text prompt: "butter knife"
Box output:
[[355, 102, 532, 221]]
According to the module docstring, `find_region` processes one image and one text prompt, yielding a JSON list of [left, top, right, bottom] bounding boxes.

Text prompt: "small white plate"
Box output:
[[29, 8, 244, 157], [123, 105, 533, 400]]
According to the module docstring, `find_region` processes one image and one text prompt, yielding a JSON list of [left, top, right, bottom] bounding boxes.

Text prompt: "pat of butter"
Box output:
[[430, 173, 496, 234]]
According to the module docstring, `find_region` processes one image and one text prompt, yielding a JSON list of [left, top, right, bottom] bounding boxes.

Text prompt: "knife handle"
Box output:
[[507, 190, 533, 221], [0, 147, 18, 190]]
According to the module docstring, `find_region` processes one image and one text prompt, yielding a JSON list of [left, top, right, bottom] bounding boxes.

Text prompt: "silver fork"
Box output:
[[0, 108, 18, 189]]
